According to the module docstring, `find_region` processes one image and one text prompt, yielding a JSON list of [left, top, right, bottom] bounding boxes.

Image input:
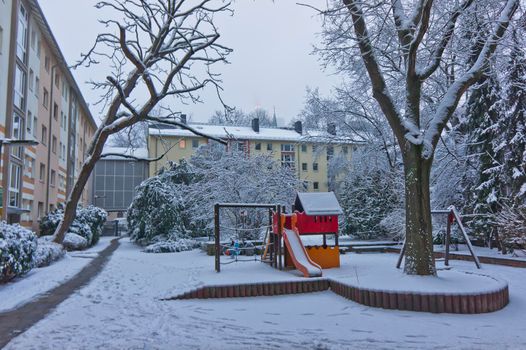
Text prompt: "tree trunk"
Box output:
[[53, 132, 108, 244], [402, 147, 436, 276]]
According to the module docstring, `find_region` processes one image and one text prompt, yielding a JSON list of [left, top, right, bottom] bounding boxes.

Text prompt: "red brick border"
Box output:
[[328, 279, 508, 314], [165, 276, 509, 314]]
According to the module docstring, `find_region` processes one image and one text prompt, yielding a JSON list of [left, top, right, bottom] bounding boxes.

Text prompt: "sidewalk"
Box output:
[[0, 238, 120, 348]]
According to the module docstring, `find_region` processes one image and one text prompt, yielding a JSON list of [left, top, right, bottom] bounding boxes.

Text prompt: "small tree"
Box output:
[[52, 0, 232, 244]]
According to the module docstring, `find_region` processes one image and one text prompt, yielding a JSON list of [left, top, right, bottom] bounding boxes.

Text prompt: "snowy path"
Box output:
[[4, 239, 526, 349]]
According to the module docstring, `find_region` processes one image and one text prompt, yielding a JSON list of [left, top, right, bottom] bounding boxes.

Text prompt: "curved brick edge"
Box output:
[[164, 277, 508, 314], [165, 279, 330, 300], [329, 280, 509, 314]]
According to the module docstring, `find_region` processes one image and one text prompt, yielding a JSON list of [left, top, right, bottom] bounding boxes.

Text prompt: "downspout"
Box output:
[[45, 64, 57, 211]]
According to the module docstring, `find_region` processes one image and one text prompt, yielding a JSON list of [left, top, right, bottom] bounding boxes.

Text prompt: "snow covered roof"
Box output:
[[294, 192, 343, 216], [148, 124, 364, 144], [101, 147, 149, 160]]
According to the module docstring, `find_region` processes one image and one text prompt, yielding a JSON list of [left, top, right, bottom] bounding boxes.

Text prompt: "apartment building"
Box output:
[[148, 118, 361, 192], [0, 0, 97, 230]]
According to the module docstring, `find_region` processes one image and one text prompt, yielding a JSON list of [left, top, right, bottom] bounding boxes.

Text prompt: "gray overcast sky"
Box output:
[[39, 0, 340, 125]]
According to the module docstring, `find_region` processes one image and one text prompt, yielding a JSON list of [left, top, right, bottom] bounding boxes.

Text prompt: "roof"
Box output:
[[294, 192, 343, 216], [148, 123, 364, 144], [100, 147, 149, 160]]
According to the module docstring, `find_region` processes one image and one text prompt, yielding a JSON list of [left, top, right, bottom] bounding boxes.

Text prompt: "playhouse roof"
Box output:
[[294, 192, 343, 216]]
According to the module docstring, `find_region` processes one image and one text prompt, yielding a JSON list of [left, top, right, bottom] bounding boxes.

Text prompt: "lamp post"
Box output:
[[0, 139, 39, 220]]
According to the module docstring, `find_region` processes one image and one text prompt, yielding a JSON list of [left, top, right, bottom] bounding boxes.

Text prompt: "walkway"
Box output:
[[0, 238, 120, 348]]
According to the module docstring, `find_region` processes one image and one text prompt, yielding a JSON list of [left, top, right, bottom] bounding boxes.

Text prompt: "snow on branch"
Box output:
[[423, 0, 520, 158]]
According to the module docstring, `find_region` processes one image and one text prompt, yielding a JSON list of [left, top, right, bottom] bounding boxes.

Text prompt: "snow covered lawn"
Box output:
[[4, 238, 526, 349], [0, 237, 114, 313]]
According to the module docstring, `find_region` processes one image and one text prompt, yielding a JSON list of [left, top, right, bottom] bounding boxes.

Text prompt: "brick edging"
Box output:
[[165, 276, 509, 314], [329, 280, 508, 314], [166, 279, 330, 300]]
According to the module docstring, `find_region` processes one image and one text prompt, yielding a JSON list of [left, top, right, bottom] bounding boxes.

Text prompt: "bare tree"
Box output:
[[53, 0, 232, 244], [313, 0, 520, 274]]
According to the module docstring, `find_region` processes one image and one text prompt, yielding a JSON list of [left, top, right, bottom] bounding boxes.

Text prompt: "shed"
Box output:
[[294, 192, 343, 216]]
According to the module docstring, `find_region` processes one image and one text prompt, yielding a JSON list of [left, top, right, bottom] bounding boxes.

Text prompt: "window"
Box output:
[[27, 110, 32, 136], [301, 144, 307, 152], [36, 38, 41, 58], [52, 136, 57, 154], [53, 103, 58, 120], [267, 143, 273, 151], [179, 140, 186, 149], [43, 88, 49, 108], [9, 164, 21, 207], [14, 65, 26, 110], [281, 153, 295, 168], [35, 77, 39, 98], [192, 139, 199, 148], [312, 145, 317, 153], [16, 4, 28, 61], [11, 114, 24, 158], [235, 142, 245, 152], [28, 159, 35, 179], [343, 145, 349, 154], [50, 170, 56, 186], [62, 143, 66, 160], [33, 116, 37, 137], [281, 144, 295, 152], [302, 163, 307, 171], [62, 83, 68, 101], [38, 202, 44, 218], [255, 143, 261, 151], [327, 146, 334, 161], [313, 182, 319, 191], [29, 69, 34, 91], [0, 26, 3, 55], [54, 72, 60, 89], [30, 29, 36, 50], [44, 55, 50, 72], [313, 163, 319, 171], [41, 125, 47, 145], [39, 163, 45, 182]]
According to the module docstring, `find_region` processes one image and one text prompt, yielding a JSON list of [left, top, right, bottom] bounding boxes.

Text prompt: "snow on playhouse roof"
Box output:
[[294, 192, 343, 216], [149, 123, 365, 144]]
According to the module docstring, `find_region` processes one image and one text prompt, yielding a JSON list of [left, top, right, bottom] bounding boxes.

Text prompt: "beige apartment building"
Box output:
[[148, 118, 360, 192], [0, 0, 96, 231]]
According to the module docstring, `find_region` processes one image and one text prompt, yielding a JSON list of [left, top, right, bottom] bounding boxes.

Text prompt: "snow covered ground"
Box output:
[[0, 237, 114, 313], [4, 238, 526, 349]]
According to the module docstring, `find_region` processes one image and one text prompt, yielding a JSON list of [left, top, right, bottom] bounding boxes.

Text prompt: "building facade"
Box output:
[[148, 119, 360, 192], [92, 147, 149, 220], [0, 0, 97, 231]]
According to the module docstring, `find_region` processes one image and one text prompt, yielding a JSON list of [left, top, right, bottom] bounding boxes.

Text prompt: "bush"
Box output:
[[63, 233, 89, 251], [40, 205, 107, 248], [143, 239, 199, 253], [0, 222, 37, 283], [496, 204, 526, 252], [34, 236, 65, 268]]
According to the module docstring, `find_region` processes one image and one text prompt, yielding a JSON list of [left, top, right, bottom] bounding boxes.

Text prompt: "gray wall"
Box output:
[[93, 159, 148, 211]]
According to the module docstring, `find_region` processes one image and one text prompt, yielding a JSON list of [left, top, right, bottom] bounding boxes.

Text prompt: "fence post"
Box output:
[[215, 204, 220, 273]]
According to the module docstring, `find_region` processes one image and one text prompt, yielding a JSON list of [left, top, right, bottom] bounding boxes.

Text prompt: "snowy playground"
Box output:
[[3, 238, 526, 350]]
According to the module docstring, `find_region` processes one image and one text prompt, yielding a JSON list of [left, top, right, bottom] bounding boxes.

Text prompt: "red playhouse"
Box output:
[[268, 192, 343, 278]]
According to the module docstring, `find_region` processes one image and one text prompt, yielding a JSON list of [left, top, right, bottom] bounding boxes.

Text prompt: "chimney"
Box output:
[[180, 114, 187, 124], [327, 123, 336, 136], [251, 118, 260, 133], [294, 120, 303, 135]]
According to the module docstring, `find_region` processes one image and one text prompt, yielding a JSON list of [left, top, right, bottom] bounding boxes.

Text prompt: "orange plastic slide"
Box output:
[[283, 228, 322, 277]]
